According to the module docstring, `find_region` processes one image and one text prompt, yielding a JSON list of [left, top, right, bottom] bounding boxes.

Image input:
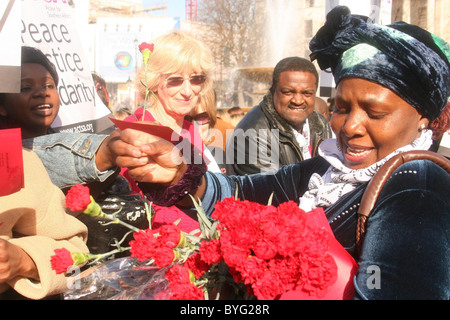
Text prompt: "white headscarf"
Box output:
[[299, 130, 433, 211]]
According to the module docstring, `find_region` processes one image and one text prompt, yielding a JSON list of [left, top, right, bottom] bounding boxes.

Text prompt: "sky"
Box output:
[[142, 0, 186, 19]]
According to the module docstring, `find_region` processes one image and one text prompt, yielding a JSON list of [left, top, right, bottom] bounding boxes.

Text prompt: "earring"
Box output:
[[419, 124, 426, 132]]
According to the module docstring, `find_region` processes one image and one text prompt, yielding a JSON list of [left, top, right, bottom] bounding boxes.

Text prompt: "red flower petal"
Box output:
[[139, 42, 154, 53], [51, 248, 74, 274], [165, 264, 191, 284], [157, 224, 182, 248], [185, 252, 209, 279], [169, 283, 204, 300], [65, 184, 91, 212], [129, 229, 157, 262], [199, 239, 222, 265], [152, 246, 175, 268]]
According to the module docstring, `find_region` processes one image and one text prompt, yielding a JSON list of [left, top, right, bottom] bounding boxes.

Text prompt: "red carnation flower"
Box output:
[[139, 42, 154, 65], [219, 236, 249, 268], [129, 229, 157, 262], [51, 248, 74, 274], [252, 238, 278, 260], [237, 255, 266, 286], [169, 283, 204, 300], [297, 253, 338, 297], [199, 239, 222, 265], [185, 252, 209, 279], [165, 264, 191, 285], [65, 184, 92, 212], [252, 269, 284, 300], [157, 224, 183, 248], [139, 42, 154, 53], [152, 246, 176, 268]]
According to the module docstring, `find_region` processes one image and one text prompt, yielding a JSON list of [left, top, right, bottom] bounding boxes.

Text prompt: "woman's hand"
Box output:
[[108, 129, 187, 185], [0, 239, 38, 283], [95, 129, 144, 172]]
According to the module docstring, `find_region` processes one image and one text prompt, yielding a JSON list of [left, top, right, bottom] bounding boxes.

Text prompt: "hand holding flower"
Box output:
[[114, 128, 187, 185], [95, 129, 148, 172]]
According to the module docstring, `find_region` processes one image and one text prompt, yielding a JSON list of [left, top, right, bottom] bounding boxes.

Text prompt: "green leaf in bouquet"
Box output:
[[208, 220, 220, 240], [189, 195, 214, 237], [145, 200, 153, 229]]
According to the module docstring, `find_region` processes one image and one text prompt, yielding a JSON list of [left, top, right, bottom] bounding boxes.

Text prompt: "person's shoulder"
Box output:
[[378, 154, 450, 200], [309, 110, 333, 136], [234, 105, 267, 130], [309, 110, 329, 125], [22, 148, 42, 164]]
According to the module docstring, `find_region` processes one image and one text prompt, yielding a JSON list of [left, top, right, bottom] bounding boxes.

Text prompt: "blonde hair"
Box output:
[[135, 31, 213, 104]]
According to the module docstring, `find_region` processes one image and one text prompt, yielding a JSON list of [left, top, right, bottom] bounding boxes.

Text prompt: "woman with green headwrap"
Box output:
[[108, 6, 450, 299]]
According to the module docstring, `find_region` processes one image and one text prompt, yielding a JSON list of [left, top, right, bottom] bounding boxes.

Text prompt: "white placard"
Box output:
[[21, 0, 113, 133]]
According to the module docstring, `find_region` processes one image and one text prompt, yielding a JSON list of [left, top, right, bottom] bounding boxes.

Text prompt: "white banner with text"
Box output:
[[21, 0, 113, 133]]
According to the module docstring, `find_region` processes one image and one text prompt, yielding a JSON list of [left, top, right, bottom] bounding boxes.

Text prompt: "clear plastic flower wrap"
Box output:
[[57, 184, 358, 300], [63, 257, 171, 300]]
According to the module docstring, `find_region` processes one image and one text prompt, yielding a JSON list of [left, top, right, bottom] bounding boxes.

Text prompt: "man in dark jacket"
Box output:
[[225, 57, 332, 175]]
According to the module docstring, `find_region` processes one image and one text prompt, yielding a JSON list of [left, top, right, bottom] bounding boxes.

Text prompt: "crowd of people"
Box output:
[[0, 6, 449, 300]]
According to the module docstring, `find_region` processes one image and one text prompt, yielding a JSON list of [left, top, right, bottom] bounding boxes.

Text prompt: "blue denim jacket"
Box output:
[[22, 133, 117, 189]]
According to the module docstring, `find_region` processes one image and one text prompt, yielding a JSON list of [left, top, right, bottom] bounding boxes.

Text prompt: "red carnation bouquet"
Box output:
[[55, 184, 357, 300], [150, 197, 358, 300]]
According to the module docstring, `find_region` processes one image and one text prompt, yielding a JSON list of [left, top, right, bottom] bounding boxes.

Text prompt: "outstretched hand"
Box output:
[[106, 129, 187, 185]]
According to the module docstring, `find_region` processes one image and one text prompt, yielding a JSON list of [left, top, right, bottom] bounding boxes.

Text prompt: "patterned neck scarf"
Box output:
[[299, 130, 433, 211], [292, 119, 311, 160]]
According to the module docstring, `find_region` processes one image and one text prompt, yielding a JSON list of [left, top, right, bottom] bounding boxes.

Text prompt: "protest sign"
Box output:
[[21, 0, 113, 134]]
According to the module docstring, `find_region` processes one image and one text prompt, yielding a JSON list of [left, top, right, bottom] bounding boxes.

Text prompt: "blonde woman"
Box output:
[[127, 31, 213, 137], [123, 31, 215, 232]]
